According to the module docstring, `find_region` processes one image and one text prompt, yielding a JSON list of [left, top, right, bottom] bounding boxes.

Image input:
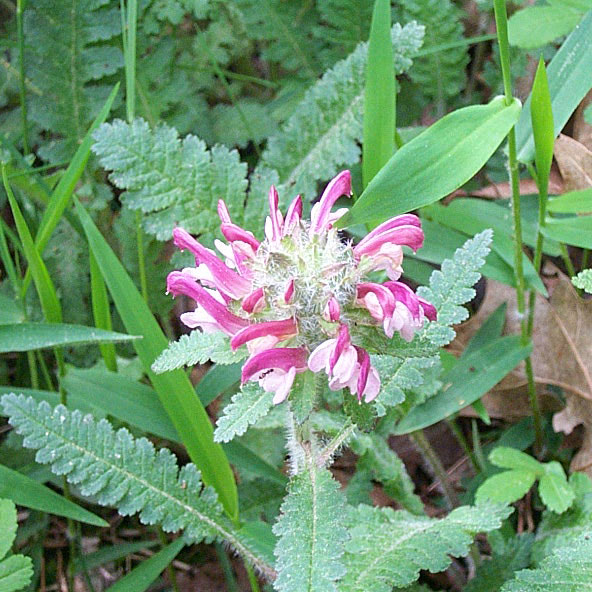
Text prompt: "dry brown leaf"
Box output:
[[573, 89, 592, 152], [554, 134, 592, 191], [456, 271, 592, 476]]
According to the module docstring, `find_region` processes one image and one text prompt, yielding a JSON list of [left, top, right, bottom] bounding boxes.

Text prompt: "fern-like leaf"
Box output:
[[92, 118, 248, 242], [417, 229, 493, 346], [399, 0, 468, 113], [257, 22, 424, 205], [0, 394, 276, 580], [152, 331, 246, 373], [501, 534, 592, 591], [25, 0, 123, 163], [340, 502, 512, 592], [214, 383, 274, 443], [273, 464, 348, 592], [573, 269, 592, 294]]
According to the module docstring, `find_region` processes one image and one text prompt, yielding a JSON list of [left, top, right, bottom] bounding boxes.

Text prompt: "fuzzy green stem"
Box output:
[[411, 430, 459, 510], [215, 544, 240, 592], [316, 419, 355, 469], [27, 351, 39, 389], [246, 564, 262, 592], [16, 0, 30, 155], [560, 243, 576, 277]]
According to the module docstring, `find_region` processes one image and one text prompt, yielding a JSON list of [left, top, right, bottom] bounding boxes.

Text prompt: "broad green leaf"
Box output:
[[214, 383, 274, 443], [0, 463, 107, 527], [2, 168, 61, 323], [152, 331, 246, 373], [74, 200, 238, 519], [489, 447, 544, 474], [502, 534, 592, 591], [273, 465, 347, 592], [476, 470, 537, 504], [338, 96, 521, 228], [394, 336, 532, 434], [531, 58, 554, 192], [508, 6, 583, 49], [542, 216, 592, 248], [362, 0, 395, 188], [236, 521, 276, 569], [548, 189, 592, 213], [342, 503, 512, 592], [539, 462, 575, 514], [0, 323, 137, 353], [516, 10, 592, 163], [105, 539, 184, 592], [463, 304, 507, 356], [0, 294, 23, 325], [223, 441, 287, 487]]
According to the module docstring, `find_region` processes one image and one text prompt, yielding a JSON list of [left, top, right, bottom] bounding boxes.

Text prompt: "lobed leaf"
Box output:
[[152, 331, 246, 373], [273, 464, 348, 592], [341, 502, 512, 592]]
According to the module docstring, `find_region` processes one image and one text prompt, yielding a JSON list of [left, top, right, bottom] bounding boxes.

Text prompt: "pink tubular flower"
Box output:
[[167, 170, 435, 406], [242, 347, 309, 404]]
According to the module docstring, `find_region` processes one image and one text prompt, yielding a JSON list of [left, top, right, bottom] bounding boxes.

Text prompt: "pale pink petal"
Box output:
[[354, 225, 424, 258], [307, 339, 336, 373], [323, 297, 340, 322], [271, 367, 297, 404], [242, 288, 266, 313], [283, 195, 302, 236], [266, 186, 283, 241], [356, 214, 421, 250], [362, 367, 381, 402], [332, 345, 357, 384]]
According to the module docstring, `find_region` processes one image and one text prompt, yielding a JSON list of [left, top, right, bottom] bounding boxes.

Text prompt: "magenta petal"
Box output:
[[241, 287, 265, 313], [166, 271, 248, 335], [419, 297, 437, 321], [356, 214, 421, 249], [172, 227, 251, 299], [310, 171, 352, 234], [357, 283, 396, 319], [230, 318, 297, 351], [284, 280, 295, 303], [241, 347, 309, 383], [284, 195, 303, 233], [354, 225, 424, 257], [324, 296, 340, 322], [267, 186, 283, 241], [355, 347, 371, 401], [329, 324, 351, 373], [384, 281, 421, 319], [221, 223, 260, 251], [217, 200, 231, 224]]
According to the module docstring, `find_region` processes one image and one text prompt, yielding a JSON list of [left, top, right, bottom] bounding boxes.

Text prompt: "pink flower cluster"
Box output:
[[167, 171, 436, 405]]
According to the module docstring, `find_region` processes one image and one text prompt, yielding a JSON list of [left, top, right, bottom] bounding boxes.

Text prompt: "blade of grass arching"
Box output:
[[0, 464, 107, 527], [104, 538, 184, 592], [362, 0, 395, 189], [74, 199, 238, 519], [90, 252, 117, 372], [20, 84, 119, 297], [2, 167, 62, 325]]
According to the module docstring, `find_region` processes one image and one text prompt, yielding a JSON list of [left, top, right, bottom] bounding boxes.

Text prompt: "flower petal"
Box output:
[[309, 171, 352, 235], [230, 318, 298, 351], [241, 347, 308, 383]]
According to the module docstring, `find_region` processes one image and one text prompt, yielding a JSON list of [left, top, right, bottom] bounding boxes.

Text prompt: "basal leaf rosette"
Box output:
[[167, 171, 435, 406]]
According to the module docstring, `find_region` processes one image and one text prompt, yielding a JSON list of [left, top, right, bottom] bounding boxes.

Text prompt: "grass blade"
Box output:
[[0, 464, 107, 527], [362, 0, 395, 188]]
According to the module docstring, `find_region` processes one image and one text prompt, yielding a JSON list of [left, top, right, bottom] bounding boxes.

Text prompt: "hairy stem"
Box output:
[[316, 419, 355, 469], [16, 0, 30, 155]]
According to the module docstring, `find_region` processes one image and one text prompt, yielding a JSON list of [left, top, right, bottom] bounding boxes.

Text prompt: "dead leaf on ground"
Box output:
[[454, 271, 592, 476], [554, 134, 592, 191], [573, 88, 592, 152]]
